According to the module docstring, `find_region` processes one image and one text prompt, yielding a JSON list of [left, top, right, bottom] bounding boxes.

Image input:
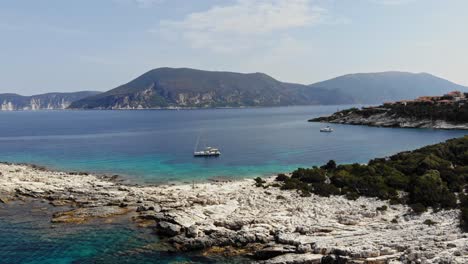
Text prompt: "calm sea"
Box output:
[[0, 106, 465, 183], [0, 106, 466, 263]]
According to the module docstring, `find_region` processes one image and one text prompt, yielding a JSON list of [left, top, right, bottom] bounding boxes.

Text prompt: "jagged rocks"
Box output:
[[257, 253, 323, 264], [253, 245, 298, 260], [1, 163, 468, 264], [157, 221, 182, 236]]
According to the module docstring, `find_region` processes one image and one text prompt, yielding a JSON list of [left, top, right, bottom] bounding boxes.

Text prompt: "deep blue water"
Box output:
[[0, 106, 466, 183], [0, 106, 467, 263]]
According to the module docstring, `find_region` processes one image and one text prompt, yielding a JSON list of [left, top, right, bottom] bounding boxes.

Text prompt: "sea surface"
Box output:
[[0, 106, 467, 264], [0, 106, 466, 183]]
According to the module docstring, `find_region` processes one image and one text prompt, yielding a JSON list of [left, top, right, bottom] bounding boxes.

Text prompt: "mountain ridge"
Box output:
[[3, 68, 466, 110], [68, 67, 353, 109], [309, 71, 467, 104]]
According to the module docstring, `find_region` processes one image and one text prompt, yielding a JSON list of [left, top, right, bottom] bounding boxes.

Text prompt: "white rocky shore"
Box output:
[[0, 163, 467, 264], [312, 112, 468, 130]]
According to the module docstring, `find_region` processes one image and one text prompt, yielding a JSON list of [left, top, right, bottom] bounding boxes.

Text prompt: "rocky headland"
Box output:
[[310, 91, 468, 130], [310, 108, 468, 130], [0, 163, 466, 263]]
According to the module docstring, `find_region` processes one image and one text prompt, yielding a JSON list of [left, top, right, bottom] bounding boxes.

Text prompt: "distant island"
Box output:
[[310, 91, 468, 130], [2, 68, 467, 111], [0, 91, 100, 111], [66, 68, 468, 109], [67, 68, 467, 110]]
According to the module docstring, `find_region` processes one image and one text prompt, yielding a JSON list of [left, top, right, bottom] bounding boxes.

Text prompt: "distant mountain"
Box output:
[[0, 91, 101, 111], [68, 68, 353, 109], [309, 71, 467, 104]]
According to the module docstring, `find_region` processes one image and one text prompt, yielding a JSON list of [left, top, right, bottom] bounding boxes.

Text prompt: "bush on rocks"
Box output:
[[311, 183, 340, 197], [254, 177, 266, 187], [376, 205, 388, 211], [275, 173, 289, 182], [275, 136, 468, 230], [410, 203, 427, 214]]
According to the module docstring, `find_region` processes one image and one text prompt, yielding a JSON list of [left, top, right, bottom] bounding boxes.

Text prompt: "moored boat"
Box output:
[[194, 147, 221, 157], [320, 126, 334, 132]]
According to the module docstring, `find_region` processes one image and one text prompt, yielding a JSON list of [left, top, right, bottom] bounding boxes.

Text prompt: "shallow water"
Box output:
[[0, 106, 465, 183], [0, 201, 249, 264]]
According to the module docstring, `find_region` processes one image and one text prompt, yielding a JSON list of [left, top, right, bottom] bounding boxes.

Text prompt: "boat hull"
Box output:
[[193, 153, 220, 157]]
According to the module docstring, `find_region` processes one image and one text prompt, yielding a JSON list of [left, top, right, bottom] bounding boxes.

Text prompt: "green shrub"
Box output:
[[291, 168, 326, 183], [461, 193, 468, 232], [311, 183, 340, 197], [410, 203, 427, 214], [411, 170, 457, 209], [345, 192, 360, 201], [461, 207, 468, 232], [277, 136, 468, 230], [254, 177, 266, 187], [275, 173, 289, 182], [376, 205, 388, 211], [389, 197, 402, 205], [280, 178, 303, 190], [423, 219, 438, 226], [321, 160, 337, 171]]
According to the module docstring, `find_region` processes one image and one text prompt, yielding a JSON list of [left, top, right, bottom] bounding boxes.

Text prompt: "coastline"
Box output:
[[310, 112, 468, 130], [1, 162, 467, 263]]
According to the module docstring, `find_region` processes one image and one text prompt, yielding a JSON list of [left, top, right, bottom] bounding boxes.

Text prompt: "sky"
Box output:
[[1, 0, 467, 95]]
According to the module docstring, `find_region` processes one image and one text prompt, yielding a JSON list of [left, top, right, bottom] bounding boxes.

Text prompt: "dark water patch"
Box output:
[[0, 200, 249, 264]]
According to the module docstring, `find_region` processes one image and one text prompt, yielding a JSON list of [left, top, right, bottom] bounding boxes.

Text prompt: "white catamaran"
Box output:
[[193, 135, 221, 157]]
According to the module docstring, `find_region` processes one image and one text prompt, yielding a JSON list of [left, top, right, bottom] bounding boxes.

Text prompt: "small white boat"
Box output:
[[194, 147, 221, 157], [193, 133, 221, 157], [320, 126, 334, 132]]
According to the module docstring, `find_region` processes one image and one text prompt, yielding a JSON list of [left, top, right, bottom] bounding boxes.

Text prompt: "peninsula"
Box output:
[[310, 91, 468, 129]]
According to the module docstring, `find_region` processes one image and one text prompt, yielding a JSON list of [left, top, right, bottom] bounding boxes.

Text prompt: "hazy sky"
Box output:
[[1, 0, 467, 95]]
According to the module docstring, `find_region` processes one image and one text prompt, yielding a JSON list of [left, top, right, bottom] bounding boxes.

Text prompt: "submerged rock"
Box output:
[[51, 206, 130, 224]]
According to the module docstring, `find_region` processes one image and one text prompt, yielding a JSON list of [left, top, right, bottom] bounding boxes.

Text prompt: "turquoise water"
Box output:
[[0, 106, 467, 263], [0, 106, 465, 183], [0, 201, 249, 264]]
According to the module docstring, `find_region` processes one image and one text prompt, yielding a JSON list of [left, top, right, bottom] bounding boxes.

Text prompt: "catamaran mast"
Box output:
[[194, 134, 201, 152]]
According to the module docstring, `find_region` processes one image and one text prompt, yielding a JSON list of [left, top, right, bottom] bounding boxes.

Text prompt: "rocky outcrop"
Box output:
[[310, 109, 468, 130], [0, 163, 467, 263]]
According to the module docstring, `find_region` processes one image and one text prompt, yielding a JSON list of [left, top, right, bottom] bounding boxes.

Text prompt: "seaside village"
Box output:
[[383, 91, 467, 107]]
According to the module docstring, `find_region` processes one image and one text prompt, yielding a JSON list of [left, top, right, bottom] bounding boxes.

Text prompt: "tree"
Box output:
[[411, 170, 456, 209], [321, 160, 337, 171]]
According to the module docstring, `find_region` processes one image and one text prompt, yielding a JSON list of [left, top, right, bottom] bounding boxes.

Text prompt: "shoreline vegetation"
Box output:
[[310, 91, 468, 130], [1, 138, 468, 263]]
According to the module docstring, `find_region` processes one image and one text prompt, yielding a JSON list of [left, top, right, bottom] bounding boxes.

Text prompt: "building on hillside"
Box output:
[[438, 99, 453, 104], [444, 91, 465, 102]]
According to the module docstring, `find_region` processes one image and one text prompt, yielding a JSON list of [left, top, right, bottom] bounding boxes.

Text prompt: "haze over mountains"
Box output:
[[2, 68, 466, 110], [0, 91, 100, 111], [309, 71, 468, 104]]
